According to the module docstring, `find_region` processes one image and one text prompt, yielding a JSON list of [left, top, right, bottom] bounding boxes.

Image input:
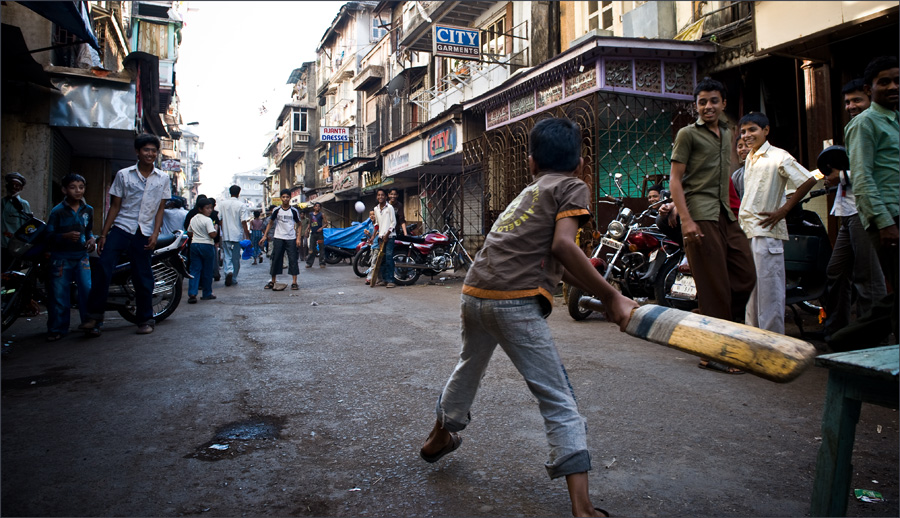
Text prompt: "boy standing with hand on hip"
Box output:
[[737, 112, 816, 334], [419, 118, 637, 518]]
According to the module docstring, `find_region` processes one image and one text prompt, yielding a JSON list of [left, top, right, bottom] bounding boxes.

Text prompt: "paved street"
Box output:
[[2, 260, 897, 517]]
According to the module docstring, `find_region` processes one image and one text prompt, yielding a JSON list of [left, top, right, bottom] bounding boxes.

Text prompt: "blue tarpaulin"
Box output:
[[323, 220, 373, 249]]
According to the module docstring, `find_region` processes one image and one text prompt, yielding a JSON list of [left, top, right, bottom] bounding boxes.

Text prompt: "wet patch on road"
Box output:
[[2, 366, 83, 391], [186, 415, 285, 461]]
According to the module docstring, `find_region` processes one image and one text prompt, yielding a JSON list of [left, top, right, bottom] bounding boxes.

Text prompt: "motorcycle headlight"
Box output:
[[607, 220, 626, 240]]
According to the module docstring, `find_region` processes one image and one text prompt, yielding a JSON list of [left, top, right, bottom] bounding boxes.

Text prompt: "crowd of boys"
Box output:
[[1, 53, 895, 518]]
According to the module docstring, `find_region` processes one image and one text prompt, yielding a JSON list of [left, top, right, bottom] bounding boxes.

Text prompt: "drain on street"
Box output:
[[186, 416, 284, 461]]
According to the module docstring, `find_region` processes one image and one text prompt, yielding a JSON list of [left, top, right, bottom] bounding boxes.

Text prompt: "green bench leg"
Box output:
[[810, 370, 862, 517]]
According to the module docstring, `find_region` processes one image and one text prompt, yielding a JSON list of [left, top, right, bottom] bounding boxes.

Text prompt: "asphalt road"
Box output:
[[2, 258, 897, 517]]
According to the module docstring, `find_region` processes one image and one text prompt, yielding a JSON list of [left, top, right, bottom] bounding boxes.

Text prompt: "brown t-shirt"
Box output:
[[462, 172, 591, 314]]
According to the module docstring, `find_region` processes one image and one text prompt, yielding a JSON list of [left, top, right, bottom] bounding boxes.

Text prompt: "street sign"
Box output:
[[320, 126, 350, 142], [433, 24, 480, 60]]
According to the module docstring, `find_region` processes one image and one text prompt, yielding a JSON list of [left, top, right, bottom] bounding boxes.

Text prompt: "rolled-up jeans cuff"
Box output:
[[546, 450, 591, 479], [435, 394, 470, 433]]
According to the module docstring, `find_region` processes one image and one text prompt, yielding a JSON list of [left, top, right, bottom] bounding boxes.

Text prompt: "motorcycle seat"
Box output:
[[397, 235, 427, 244], [155, 233, 177, 249]]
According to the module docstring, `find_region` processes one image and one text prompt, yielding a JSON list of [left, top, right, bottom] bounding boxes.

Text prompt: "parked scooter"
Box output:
[[567, 174, 682, 320], [660, 188, 833, 335]]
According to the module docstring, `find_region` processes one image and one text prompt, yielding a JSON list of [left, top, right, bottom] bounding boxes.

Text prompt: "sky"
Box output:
[[177, 1, 345, 197]]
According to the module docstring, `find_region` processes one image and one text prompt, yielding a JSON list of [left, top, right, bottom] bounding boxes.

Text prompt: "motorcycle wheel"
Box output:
[[392, 254, 421, 286], [324, 250, 342, 265], [566, 285, 593, 321], [1, 277, 29, 331], [117, 270, 183, 324], [351, 248, 371, 278]]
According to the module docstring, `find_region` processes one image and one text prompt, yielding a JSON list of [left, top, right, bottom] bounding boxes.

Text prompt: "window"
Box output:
[[328, 141, 354, 165], [482, 16, 506, 58], [601, 1, 614, 30], [372, 16, 388, 41], [292, 109, 308, 133], [588, 1, 614, 31]]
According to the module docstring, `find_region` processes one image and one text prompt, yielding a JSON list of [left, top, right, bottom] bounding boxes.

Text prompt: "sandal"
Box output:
[[420, 433, 462, 463], [46, 333, 63, 342], [264, 281, 274, 289], [698, 360, 745, 375], [291, 283, 299, 290], [595, 508, 610, 517]]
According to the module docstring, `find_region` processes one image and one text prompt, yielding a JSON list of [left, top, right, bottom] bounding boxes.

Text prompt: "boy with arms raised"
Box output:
[[45, 173, 95, 341], [738, 112, 816, 333], [419, 118, 637, 518]]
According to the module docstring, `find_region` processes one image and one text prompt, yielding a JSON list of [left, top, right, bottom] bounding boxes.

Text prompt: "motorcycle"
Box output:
[[1, 213, 50, 330], [2, 211, 190, 331], [567, 188, 683, 321], [95, 230, 191, 326], [391, 224, 474, 286]]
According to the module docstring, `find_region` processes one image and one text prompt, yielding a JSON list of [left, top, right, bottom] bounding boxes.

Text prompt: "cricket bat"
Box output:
[[624, 304, 817, 383]]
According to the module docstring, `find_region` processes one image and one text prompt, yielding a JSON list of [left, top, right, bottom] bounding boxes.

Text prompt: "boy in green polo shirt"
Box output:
[[668, 77, 755, 374]]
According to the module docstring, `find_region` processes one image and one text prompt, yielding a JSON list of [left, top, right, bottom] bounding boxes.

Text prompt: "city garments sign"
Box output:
[[320, 126, 350, 142], [433, 24, 480, 60]]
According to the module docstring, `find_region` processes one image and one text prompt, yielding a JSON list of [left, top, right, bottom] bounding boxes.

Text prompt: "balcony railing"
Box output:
[[276, 131, 311, 162]]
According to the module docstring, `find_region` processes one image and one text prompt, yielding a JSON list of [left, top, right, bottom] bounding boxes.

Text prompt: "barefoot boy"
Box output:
[[738, 112, 816, 333], [419, 118, 637, 518]]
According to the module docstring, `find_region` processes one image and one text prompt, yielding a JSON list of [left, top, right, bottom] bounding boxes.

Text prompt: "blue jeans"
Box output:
[[47, 255, 91, 334], [222, 240, 242, 281], [437, 294, 591, 479], [189, 243, 215, 297], [87, 226, 155, 325], [380, 236, 395, 283]]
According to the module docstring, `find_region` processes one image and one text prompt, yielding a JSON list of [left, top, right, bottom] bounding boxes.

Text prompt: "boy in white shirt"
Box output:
[[259, 189, 301, 290], [186, 198, 218, 302], [738, 112, 817, 333]]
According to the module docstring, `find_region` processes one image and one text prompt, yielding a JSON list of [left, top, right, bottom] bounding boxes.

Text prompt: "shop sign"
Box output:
[[384, 142, 423, 177], [536, 83, 562, 108], [320, 126, 350, 142], [487, 104, 509, 126], [160, 159, 182, 172], [433, 24, 480, 60], [565, 68, 597, 97], [510, 94, 535, 118], [362, 169, 382, 189], [334, 170, 359, 193], [426, 124, 457, 161]]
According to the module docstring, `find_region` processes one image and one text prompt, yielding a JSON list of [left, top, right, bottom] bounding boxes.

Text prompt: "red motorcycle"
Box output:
[[391, 225, 474, 286]]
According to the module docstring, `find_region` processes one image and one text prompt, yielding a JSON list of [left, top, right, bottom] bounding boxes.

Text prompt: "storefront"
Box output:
[[462, 35, 714, 237]]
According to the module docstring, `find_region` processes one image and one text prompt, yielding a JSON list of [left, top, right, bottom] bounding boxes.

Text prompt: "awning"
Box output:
[[381, 66, 428, 96], [1, 24, 55, 89], [311, 192, 336, 204], [19, 1, 100, 50]]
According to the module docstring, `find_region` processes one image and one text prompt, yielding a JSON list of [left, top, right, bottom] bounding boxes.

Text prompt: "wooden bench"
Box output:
[[810, 345, 899, 516]]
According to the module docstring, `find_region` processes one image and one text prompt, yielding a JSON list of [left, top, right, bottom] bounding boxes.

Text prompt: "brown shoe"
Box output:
[[78, 319, 99, 331], [136, 324, 154, 335], [385, 283, 396, 288]]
